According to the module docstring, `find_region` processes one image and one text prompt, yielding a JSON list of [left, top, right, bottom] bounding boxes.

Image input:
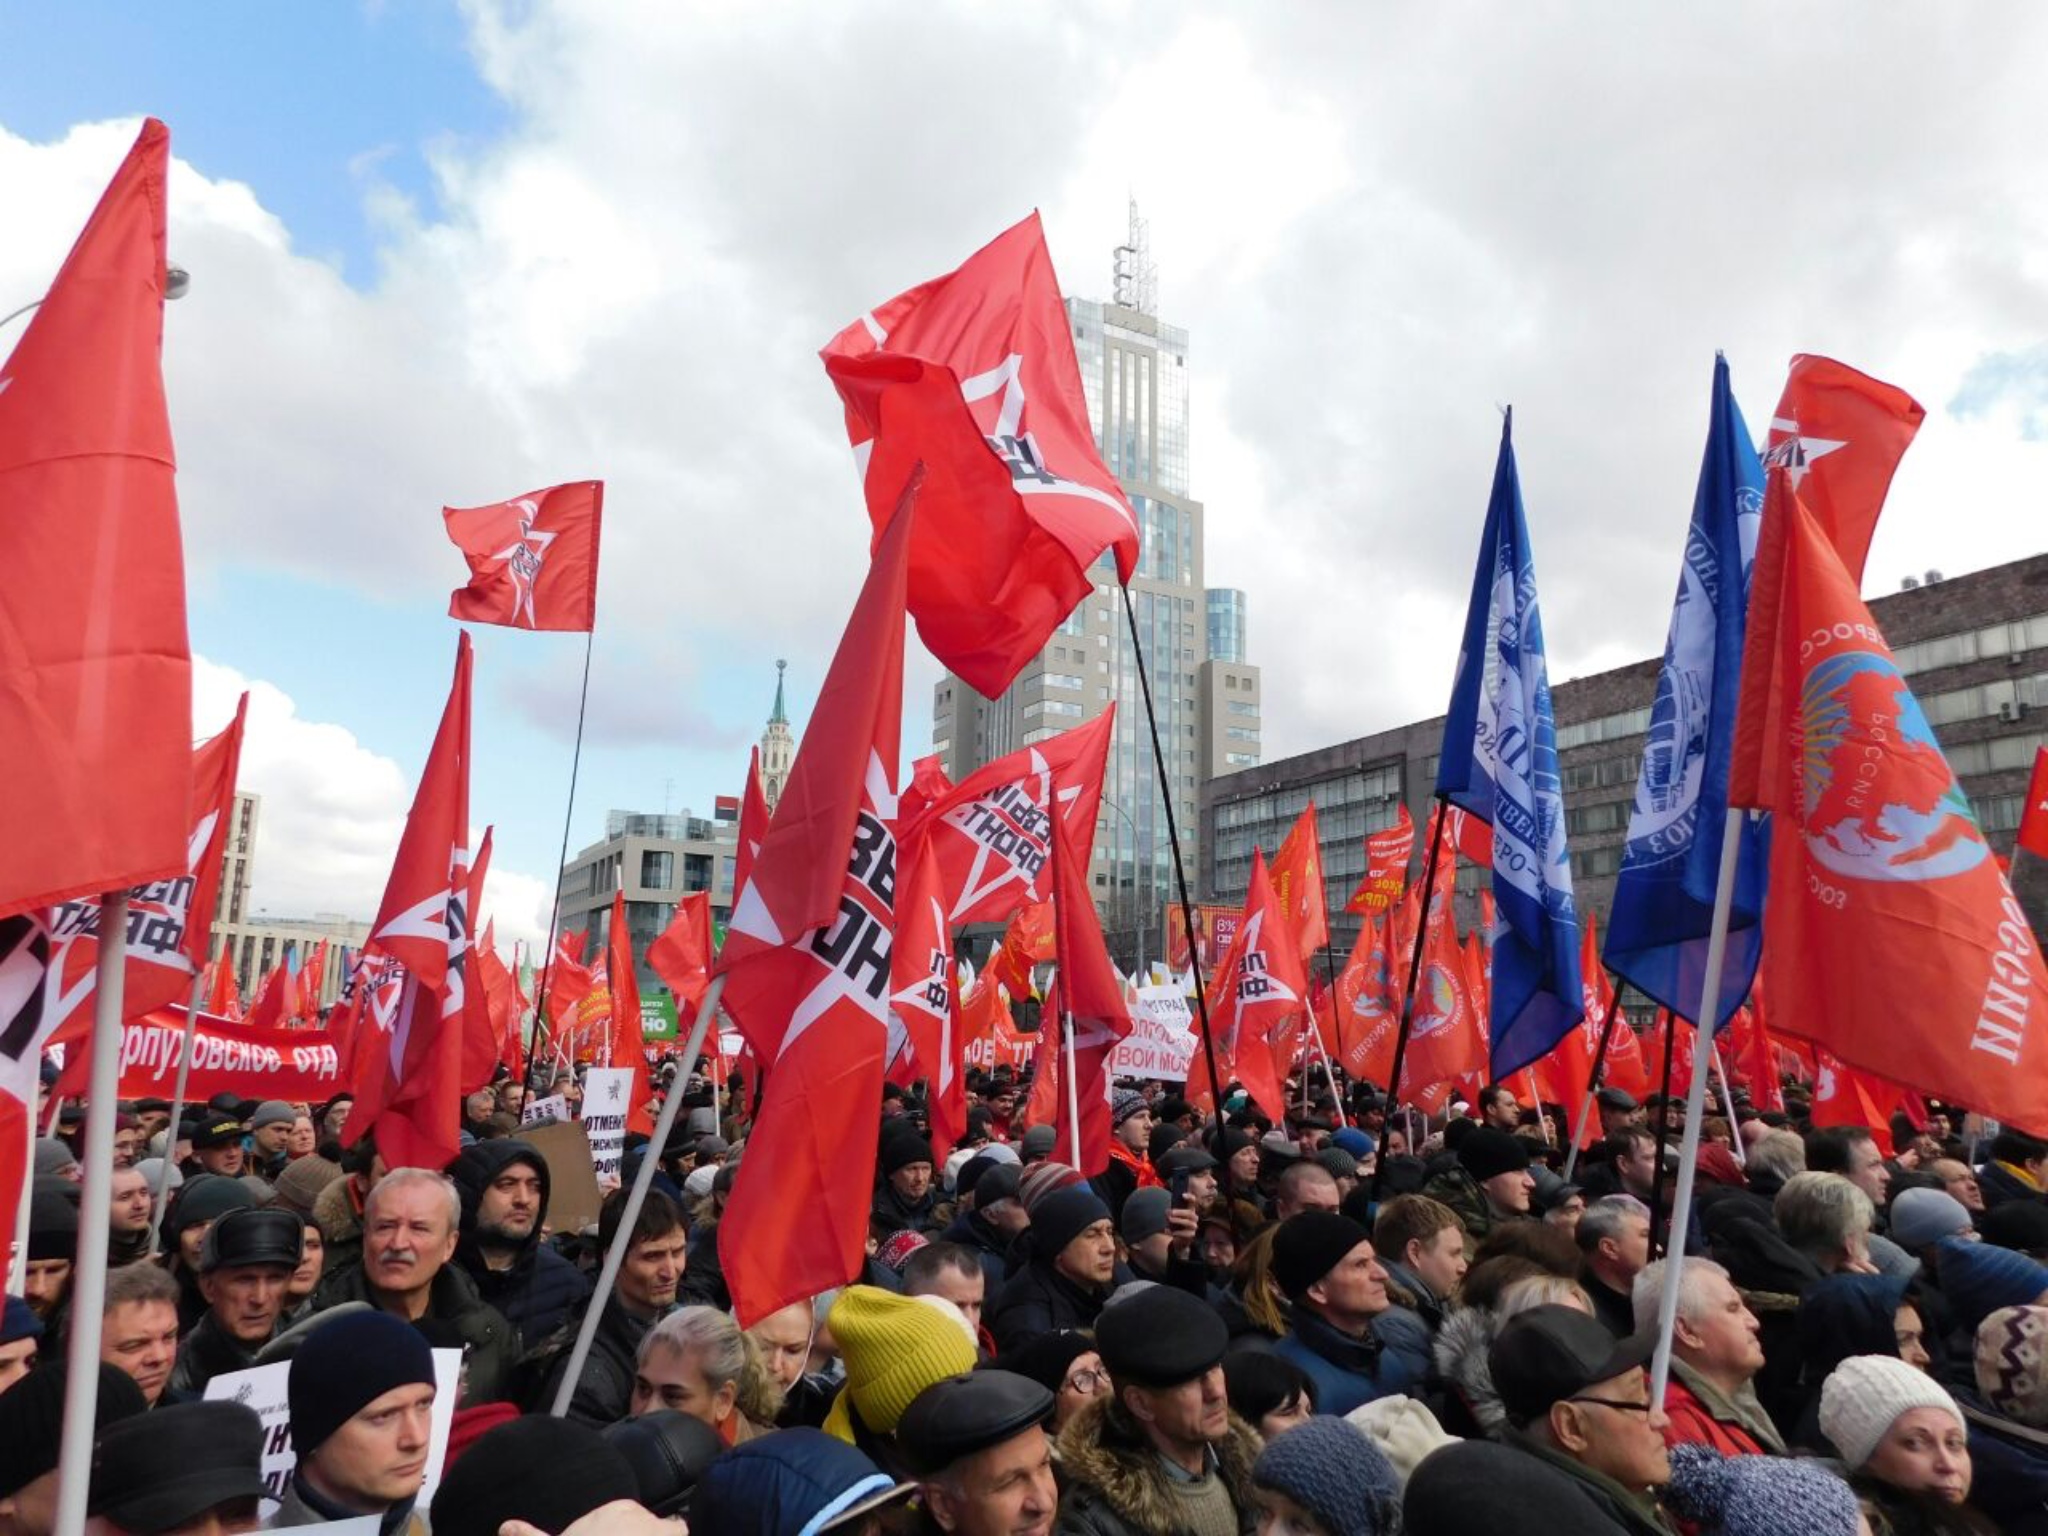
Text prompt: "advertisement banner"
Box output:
[[1107, 986, 1199, 1081], [1165, 904, 1241, 975], [52, 1006, 344, 1103], [641, 994, 679, 1043]]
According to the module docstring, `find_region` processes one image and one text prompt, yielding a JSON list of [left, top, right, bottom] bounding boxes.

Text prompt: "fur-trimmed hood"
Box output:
[[1054, 1393, 1261, 1536], [1433, 1303, 1509, 1439]]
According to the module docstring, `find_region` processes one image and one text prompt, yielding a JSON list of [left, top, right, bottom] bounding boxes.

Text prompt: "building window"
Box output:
[[1227, 701, 1259, 716], [1023, 699, 1085, 720], [1042, 672, 1085, 690], [1226, 727, 1260, 743], [640, 850, 674, 890]]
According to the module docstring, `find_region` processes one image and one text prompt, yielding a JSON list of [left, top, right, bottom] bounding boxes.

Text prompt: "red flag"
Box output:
[[1048, 766, 1135, 1176], [344, 634, 473, 1171], [987, 900, 1055, 1001], [1811, 1047, 1906, 1157], [1267, 802, 1331, 960], [1334, 917, 1399, 1086], [899, 708, 1114, 927], [1398, 839, 1487, 1097], [1738, 478, 2048, 1132], [206, 953, 244, 1022], [1203, 851, 1307, 1121], [0, 118, 192, 917], [1763, 355, 1925, 584], [299, 939, 329, 1019], [821, 214, 1139, 697], [647, 891, 714, 1030], [733, 747, 770, 905], [244, 962, 300, 1034], [443, 481, 602, 631], [890, 842, 961, 1160], [602, 890, 655, 1137], [1533, 916, 1610, 1139], [716, 495, 910, 1325], [472, 926, 522, 1081], [458, 830, 500, 1094], [2019, 747, 2048, 862], [539, 935, 595, 1034], [1346, 804, 1415, 916]]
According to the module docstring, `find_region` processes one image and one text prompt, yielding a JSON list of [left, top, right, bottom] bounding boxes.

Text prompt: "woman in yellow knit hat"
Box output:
[[820, 1286, 979, 1474]]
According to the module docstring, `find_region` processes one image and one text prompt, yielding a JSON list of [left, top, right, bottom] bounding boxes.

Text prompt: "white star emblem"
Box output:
[[1767, 418, 1847, 490], [495, 498, 557, 628]]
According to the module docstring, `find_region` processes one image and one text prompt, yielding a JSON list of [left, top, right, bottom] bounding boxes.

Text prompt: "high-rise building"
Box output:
[[761, 660, 796, 814], [930, 203, 1261, 967], [557, 809, 739, 992]]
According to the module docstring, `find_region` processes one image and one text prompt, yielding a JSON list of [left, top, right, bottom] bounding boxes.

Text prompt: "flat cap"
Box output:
[[1156, 1145, 1218, 1176], [1095, 1284, 1227, 1388], [1595, 1086, 1639, 1111], [198, 1206, 303, 1273], [90, 1400, 264, 1534], [1490, 1304, 1656, 1427], [896, 1371, 1054, 1475]]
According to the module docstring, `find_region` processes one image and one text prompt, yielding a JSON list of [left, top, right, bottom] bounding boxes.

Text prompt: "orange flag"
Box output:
[[1346, 803, 1415, 916], [1267, 802, 1330, 959]]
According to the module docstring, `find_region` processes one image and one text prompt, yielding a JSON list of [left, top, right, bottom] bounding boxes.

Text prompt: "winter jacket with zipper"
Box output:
[[447, 1140, 591, 1354], [1272, 1304, 1431, 1416], [533, 1293, 661, 1425], [1053, 1393, 1261, 1536], [989, 1257, 1108, 1354]]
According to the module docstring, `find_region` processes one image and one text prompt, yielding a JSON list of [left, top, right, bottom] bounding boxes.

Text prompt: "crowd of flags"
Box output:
[[6, 116, 2048, 1332]]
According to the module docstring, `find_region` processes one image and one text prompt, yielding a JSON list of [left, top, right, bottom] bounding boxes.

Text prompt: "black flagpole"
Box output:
[[1117, 580, 1227, 1119], [1561, 979, 1624, 1181], [527, 626, 596, 1091], [1647, 1007, 1680, 1260], [1369, 797, 1450, 1203]]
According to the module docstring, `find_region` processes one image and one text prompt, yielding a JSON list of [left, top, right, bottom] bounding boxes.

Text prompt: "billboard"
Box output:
[[1165, 903, 1242, 974]]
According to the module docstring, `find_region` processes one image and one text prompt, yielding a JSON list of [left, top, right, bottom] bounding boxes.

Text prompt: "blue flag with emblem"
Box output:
[[1436, 411, 1584, 1077], [1604, 356, 1769, 1029]]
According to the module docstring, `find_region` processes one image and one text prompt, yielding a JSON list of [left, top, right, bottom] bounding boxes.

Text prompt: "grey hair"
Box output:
[[1498, 1273, 1593, 1320], [1748, 1130, 1807, 1184], [1575, 1194, 1649, 1255], [1630, 1256, 1732, 1335], [1774, 1171, 1873, 1259], [103, 1261, 180, 1314], [364, 1167, 461, 1232]]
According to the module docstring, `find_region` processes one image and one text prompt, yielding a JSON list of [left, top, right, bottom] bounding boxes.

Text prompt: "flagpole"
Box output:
[[8, 1110, 31, 1294], [1710, 1042, 1747, 1169], [1561, 981, 1624, 1183], [529, 627, 597, 1090], [1369, 797, 1449, 1204], [1062, 1008, 1083, 1169], [53, 893, 129, 1536], [1646, 1007, 1679, 1261], [1651, 808, 1746, 1407], [151, 967, 211, 1242], [551, 971, 723, 1417], [1116, 581, 1224, 1116]]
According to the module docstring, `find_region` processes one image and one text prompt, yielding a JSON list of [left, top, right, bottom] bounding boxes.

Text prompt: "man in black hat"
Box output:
[[1597, 1086, 1646, 1139], [1095, 1091, 1157, 1223], [22, 1189, 77, 1326], [1055, 1285, 1259, 1536], [1403, 1304, 1675, 1536], [986, 1187, 1115, 1354], [896, 1371, 1058, 1536], [1269, 1212, 1432, 1415], [273, 1311, 438, 1532], [167, 1207, 303, 1395], [874, 1123, 941, 1235], [90, 1399, 267, 1536], [184, 1116, 248, 1180], [1420, 1124, 1536, 1249], [1, 1363, 147, 1536]]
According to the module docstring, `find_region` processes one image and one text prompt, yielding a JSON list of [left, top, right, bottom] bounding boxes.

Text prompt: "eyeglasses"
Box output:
[[1064, 1369, 1105, 1394], [1567, 1395, 1654, 1415]]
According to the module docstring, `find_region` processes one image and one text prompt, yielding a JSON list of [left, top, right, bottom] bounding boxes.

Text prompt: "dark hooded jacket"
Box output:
[[1791, 1271, 1912, 1454], [941, 1208, 1016, 1293], [987, 1241, 1108, 1354], [1710, 1212, 1824, 1441], [448, 1140, 590, 1353]]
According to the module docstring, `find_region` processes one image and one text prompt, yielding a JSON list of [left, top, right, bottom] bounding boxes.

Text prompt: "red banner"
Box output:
[[54, 1007, 346, 1104]]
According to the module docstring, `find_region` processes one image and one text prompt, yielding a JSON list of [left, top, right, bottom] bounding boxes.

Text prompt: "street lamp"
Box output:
[[0, 262, 190, 333], [1099, 795, 1156, 978]]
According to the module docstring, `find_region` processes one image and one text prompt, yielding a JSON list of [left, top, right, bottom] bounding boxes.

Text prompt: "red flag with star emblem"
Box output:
[[890, 842, 963, 1158], [1763, 355, 1924, 585], [716, 492, 910, 1324], [899, 707, 1114, 929], [1267, 802, 1330, 960], [1201, 851, 1306, 1121], [1737, 479, 2048, 1133], [821, 214, 1139, 698], [443, 481, 602, 632], [1047, 756, 1134, 1176], [0, 118, 192, 919], [344, 633, 473, 1170], [2018, 747, 2048, 861]]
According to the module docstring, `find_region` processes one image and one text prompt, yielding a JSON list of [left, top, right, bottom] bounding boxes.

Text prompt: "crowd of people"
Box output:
[[8, 1055, 2048, 1536]]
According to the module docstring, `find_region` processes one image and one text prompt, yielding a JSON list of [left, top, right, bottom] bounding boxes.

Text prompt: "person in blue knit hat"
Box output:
[[1664, 1442, 1862, 1536], [1251, 1417, 1400, 1536], [1935, 1234, 2048, 1333]]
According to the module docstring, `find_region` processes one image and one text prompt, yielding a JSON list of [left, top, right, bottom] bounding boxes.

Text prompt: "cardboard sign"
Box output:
[[581, 1066, 634, 1182], [519, 1119, 603, 1235], [1107, 986, 1198, 1081], [205, 1349, 460, 1511], [521, 1094, 570, 1126]]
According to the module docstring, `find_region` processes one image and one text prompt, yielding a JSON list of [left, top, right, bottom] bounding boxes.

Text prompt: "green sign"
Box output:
[[642, 994, 680, 1042]]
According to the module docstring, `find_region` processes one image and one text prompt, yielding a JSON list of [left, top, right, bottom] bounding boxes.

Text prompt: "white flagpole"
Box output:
[[1649, 810, 1744, 1408], [1711, 1043, 1747, 1168], [8, 1110, 31, 1295], [1063, 1010, 1083, 1170], [54, 892, 130, 1536], [551, 972, 724, 1417], [151, 967, 210, 1242]]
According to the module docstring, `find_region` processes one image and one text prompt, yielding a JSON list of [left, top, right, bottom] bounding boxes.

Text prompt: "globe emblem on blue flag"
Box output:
[[1799, 649, 1987, 883]]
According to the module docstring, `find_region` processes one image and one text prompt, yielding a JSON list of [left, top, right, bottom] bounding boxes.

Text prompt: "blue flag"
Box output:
[[1604, 356, 1768, 1029], [1436, 411, 1584, 1078]]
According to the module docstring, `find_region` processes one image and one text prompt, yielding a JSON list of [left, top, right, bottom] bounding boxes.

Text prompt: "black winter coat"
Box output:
[[448, 1140, 592, 1353], [988, 1258, 1106, 1354]]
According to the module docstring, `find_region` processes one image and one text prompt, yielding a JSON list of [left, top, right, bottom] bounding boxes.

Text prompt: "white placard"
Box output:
[[206, 1348, 462, 1512], [580, 1067, 635, 1181], [521, 1093, 570, 1126], [1107, 986, 1199, 1081]]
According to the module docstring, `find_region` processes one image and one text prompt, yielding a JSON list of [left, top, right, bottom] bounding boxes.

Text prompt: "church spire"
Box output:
[[760, 659, 796, 815], [769, 658, 788, 726]]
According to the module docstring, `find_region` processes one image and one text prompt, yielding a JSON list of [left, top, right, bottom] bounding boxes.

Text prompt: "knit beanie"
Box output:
[[880, 1125, 934, 1177], [1331, 1127, 1376, 1159], [430, 1415, 639, 1536], [1664, 1442, 1862, 1536], [2, 1296, 41, 1345], [1032, 1186, 1112, 1259], [168, 1173, 256, 1233], [1252, 1418, 1399, 1536], [133, 1157, 182, 1198], [996, 1329, 1096, 1397], [271, 1153, 345, 1218], [1019, 1124, 1057, 1162], [26, 1187, 78, 1261], [32, 1137, 77, 1178], [1271, 1212, 1373, 1300], [1121, 1187, 1172, 1245], [821, 1286, 977, 1442], [1937, 1233, 2048, 1330], [1017, 1160, 1086, 1214], [1316, 1147, 1359, 1182], [1111, 1089, 1149, 1127], [0, 1362, 146, 1497], [874, 1229, 929, 1274], [1343, 1396, 1457, 1487], [1818, 1354, 1966, 1470], [1976, 1304, 2048, 1426], [1456, 1126, 1527, 1183], [251, 1100, 297, 1131], [971, 1164, 1023, 1211], [1889, 1187, 1972, 1251], [289, 1309, 438, 1455]]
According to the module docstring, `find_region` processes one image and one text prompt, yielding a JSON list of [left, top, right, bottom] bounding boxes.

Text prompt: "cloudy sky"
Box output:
[[5, 3, 2045, 946]]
